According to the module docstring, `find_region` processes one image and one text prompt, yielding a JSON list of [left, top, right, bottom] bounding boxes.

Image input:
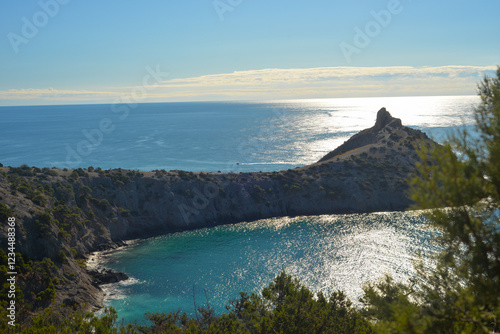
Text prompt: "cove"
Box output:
[[99, 211, 436, 323]]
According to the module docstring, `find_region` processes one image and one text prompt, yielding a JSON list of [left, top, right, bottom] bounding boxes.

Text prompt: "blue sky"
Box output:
[[0, 0, 499, 105]]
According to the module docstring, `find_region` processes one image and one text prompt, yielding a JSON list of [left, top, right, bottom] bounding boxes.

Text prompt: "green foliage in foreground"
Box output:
[[361, 68, 500, 333], [136, 272, 372, 333], [1, 271, 373, 333]]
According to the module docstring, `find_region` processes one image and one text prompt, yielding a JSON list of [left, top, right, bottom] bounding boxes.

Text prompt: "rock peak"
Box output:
[[317, 107, 406, 163], [374, 107, 401, 130]]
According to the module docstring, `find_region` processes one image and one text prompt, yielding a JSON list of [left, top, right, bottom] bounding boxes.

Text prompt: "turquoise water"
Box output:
[[101, 212, 437, 323]]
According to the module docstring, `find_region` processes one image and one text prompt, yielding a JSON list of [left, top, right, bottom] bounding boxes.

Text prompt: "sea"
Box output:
[[0, 95, 480, 323]]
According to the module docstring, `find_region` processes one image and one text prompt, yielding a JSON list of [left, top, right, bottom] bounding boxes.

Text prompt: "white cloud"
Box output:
[[156, 65, 495, 88], [0, 65, 496, 105], [0, 88, 122, 101]]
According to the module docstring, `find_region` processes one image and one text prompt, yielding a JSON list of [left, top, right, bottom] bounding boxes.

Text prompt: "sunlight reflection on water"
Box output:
[[0, 95, 479, 171], [101, 211, 437, 323], [258, 95, 479, 164]]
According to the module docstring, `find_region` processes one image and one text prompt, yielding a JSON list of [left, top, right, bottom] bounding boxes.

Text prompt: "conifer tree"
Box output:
[[362, 68, 500, 333]]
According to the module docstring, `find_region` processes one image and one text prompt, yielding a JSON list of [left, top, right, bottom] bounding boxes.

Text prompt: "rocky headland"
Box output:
[[0, 108, 438, 321]]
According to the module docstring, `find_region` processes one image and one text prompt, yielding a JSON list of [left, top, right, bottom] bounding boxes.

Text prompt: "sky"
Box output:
[[0, 0, 499, 106]]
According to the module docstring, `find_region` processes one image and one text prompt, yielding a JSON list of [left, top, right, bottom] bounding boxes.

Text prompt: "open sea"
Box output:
[[0, 95, 479, 323]]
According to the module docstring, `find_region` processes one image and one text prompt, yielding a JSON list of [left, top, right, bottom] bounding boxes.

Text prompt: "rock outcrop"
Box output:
[[0, 108, 438, 318], [319, 108, 415, 162], [88, 268, 129, 285]]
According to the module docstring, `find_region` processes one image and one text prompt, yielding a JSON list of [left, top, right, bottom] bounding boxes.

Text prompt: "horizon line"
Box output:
[[0, 93, 479, 108], [0, 64, 495, 107]]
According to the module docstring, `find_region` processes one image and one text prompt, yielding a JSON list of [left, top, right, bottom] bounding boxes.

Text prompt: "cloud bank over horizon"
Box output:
[[0, 65, 496, 106]]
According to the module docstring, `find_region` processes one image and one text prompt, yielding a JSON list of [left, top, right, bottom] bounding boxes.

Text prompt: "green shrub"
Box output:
[[57, 228, 71, 242], [0, 203, 14, 222], [90, 197, 110, 211], [80, 185, 92, 195], [53, 182, 74, 202], [36, 284, 56, 302], [9, 165, 34, 176], [119, 208, 130, 217], [42, 167, 58, 176], [32, 194, 47, 206], [76, 259, 86, 269], [56, 250, 67, 263], [35, 212, 53, 237]]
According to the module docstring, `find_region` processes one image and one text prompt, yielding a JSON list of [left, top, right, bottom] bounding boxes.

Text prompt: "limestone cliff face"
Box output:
[[0, 108, 438, 314]]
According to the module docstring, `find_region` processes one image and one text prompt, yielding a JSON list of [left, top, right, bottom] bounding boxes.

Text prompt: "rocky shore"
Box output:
[[0, 108, 438, 319]]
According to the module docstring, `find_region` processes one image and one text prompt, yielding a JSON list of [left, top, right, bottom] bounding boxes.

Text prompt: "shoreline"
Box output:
[[87, 209, 413, 312], [86, 239, 141, 311], [86, 239, 140, 270], [84, 210, 434, 322]]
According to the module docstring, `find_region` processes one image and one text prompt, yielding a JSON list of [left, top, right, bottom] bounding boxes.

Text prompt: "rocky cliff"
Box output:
[[0, 108, 437, 319]]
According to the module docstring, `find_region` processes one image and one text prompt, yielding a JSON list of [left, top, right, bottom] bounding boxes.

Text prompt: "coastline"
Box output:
[[0, 108, 441, 321], [86, 239, 140, 270], [85, 239, 141, 311]]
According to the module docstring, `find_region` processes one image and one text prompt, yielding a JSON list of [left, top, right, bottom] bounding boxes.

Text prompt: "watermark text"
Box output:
[[6, 217, 17, 327], [339, 0, 404, 63], [64, 65, 169, 168], [213, 0, 243, 21], [7, 0, 71, 54]]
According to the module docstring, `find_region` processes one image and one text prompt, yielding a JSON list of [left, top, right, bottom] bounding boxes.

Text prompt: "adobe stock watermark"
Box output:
[[213, 0, 243, 21], [7, 0, 71, 54], [6, 217, 17, 327], [177, 107, 288, 226], [64, 65, 168, 168], [339, 0, 406, 63], [235, 108, 287, 165]]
